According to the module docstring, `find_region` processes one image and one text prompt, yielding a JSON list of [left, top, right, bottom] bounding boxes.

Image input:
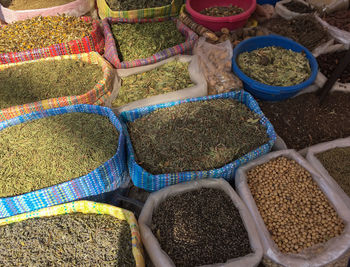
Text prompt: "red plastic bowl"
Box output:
[[186, 0, 256, 31]]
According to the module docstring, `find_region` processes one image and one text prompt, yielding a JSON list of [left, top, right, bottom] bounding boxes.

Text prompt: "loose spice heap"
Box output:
[[0, 113, 118, 197], [200, 5, 244, 17], [214, 27, 269, 46], [259, 92, 350, 150], [0, 0, 74, 10], [283, 0, 314, 13], [151, 188, 252, 266], [112, 60, 193, 107], [0, 15, 92, 53], [316, 147, 350, 198], [263, 15, 329, 51], [105, 0, 172, 11], [112, 20, 186, 62], [247, 156, 344, 254], [317, 51, 350, 83], [237, 46, 311, 86], [0, 213, 135, 266], [0, 59, 104, 109], [323, 10, 350, 32], [128, 98, 269, 174]]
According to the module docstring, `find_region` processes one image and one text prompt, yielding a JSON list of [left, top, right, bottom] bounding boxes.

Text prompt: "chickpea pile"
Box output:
[[247, 156, 345, 254]]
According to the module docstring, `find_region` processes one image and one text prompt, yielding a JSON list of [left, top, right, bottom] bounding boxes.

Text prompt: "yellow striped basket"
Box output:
[[0, 200, 145, 267], [0, 52, 115, 122], [97, 0, 183, 19]]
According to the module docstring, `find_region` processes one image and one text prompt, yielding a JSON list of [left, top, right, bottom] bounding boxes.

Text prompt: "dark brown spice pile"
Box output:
[[0, 213, 135, 266], [317, 51, 350, 83], [323, 10, 350, 32], [151, 188, 252, 266], [283, 0, 314, 13], [128, 99, 269, 174], [316, 147, 350, 198], [259, 92, 350, 150], [263, 15, 329, 51]]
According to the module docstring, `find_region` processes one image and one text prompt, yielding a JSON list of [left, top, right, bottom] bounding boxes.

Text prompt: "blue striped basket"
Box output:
[[120, 91, 277, 192], [0, 104, 127, 218]]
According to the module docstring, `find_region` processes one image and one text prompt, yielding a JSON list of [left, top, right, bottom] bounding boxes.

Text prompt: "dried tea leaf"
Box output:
[[112, 60, 194, 107], [0, 213, 135, 266], [237, 46, 311, 86], [0, 15, 92, 53], [0, 59, 104, 109], [0, 113, 118, 197], [0, 0, 75, 10], [128, 98, 269, 174], [105, 0, 172, 11], [112, 20, 186, 62]]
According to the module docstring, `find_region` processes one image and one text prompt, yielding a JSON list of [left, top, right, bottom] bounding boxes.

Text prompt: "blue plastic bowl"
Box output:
[[257, 0, 280, 6], [232, 35, 318, 101]]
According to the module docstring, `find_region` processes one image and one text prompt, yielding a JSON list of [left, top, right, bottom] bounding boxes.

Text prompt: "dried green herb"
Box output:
[[0, 59, 104, 109], [0, 15, 92, 53], [200, 5, 244, 17], [316, 147, 350, 198], [237, 46, 311, 86], [0, 0, 74, 10], [105, 0, 172, 11], [111, 20, 186, 62], [112, 60, 193, 107], [128, 98, 269, 174], [263, 15, 330, 51], [151, 188, 252, 266], [0, 213, 135, 266], [283, 1, 314, 13], [0, 113, 118, 197]]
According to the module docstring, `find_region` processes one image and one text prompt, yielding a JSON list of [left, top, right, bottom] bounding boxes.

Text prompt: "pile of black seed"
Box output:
[[151, 188, 252, 266]]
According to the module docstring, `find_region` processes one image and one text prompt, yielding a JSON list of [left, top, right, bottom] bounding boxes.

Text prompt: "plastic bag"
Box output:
[[315, 15, 350, 49], [109, 55, 207, 113], [193, 37, 243, 95], [275, 0, 313, 20], [138, 178, 263, 267], [0, 200, 145, 267], [306, 137, 350, 210], [235, 149, 350, 267], [0, 0, 94, 23], [305, 0, 348, 14]]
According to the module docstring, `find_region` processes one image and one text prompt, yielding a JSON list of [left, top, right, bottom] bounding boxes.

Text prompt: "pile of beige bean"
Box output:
[[247, 156, 344, 254]]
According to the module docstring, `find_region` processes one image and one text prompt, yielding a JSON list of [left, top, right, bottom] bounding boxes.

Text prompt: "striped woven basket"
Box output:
[[120, 91, 277, 192], [102, 17, 198, 69], [0, 104, 127, 218], [0, 17, 105, 65], [0, 52, 115, 122], [97, 0, 183, 20], [0, 201, 145, 267]]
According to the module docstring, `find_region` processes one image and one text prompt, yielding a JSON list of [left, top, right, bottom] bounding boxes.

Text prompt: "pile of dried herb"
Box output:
[[283, 0, 314, 13], [316, 147, 350, 198], [111, 20, 186, 62], [127, 98, 269, 174], [200, 5, 244, 17], [0, 59, 104, 109], [259, 92, 350, 150], [237, 46, 311, 86], [263, 15, 330, 51], [0, 213, 135, 266], [0, 0, 74, 10], [318, 51, 350, 83], [323, 10, 350, 32], [0, 15, 92, 53], [112, 60, 193, 107], [0, 113, 118, 197], [151, 188, 252, 266], [105, 0, 172, 11]]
